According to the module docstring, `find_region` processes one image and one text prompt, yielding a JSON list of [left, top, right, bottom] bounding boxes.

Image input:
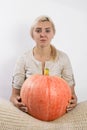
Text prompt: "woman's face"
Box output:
[[32, 21, 54, 48]]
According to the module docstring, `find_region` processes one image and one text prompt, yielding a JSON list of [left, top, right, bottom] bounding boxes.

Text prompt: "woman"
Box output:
[[10, 15, 77, 113]]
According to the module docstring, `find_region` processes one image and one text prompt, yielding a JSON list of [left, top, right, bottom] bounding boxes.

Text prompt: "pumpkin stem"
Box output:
[[44, 68, 49, 75]]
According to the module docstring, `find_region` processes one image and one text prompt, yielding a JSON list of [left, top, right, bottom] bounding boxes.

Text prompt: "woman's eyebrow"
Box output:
[[45, 27, 51, 29], [35, 27, 51, 29], [35, 27, 51, 30], [35, 27, 41, 29]]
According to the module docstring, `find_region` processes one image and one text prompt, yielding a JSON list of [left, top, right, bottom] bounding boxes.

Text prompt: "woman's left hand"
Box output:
[[66, 94, 77, 112]]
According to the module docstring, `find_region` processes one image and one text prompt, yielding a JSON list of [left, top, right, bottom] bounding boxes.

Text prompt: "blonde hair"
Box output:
[[30, 15, 57, 60]]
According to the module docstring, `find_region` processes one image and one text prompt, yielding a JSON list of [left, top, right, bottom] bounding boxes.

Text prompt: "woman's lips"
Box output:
[[40, 39, 46, 42]]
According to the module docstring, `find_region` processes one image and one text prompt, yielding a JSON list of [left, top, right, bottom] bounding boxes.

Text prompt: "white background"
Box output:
[[0, 0, 87, 102]]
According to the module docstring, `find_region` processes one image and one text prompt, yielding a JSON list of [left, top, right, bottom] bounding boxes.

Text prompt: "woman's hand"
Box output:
[[10, 87, 28, 113], [66, 86, 77, 112], [66, 93, 77, 112], [10, 95, 28, 113]]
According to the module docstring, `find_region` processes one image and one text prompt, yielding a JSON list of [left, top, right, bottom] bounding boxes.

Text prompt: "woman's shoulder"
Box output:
[[16, 49, 33, 62], [54, 49, 71, 67], [20, 48, 33, 58], [23, 49, 32, 56], [55, 49, 71, 64], [57, 49, 69, 59]]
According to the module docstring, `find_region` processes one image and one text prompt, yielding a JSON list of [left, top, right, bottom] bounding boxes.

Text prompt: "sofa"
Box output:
[[0, 98, 87, 130]]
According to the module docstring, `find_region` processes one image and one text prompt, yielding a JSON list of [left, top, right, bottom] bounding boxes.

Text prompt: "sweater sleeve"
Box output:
[[12, 54, 26, 89], [61, 53, 75, 87]]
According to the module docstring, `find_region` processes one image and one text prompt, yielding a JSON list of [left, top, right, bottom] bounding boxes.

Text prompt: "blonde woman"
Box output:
[[10, 15, 77, 113]]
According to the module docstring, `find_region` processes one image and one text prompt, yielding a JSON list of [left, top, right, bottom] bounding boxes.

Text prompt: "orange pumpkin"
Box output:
[[20, 69, 71, 121]]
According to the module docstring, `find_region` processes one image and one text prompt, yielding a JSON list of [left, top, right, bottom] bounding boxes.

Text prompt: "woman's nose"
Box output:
[[40, 31, 46, 37]]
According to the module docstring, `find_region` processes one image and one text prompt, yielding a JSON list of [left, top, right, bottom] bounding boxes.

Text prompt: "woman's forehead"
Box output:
[[34, 21, 53, 28]]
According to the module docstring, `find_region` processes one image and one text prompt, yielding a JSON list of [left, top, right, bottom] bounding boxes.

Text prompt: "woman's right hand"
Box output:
[[10, 95, 28, 113], [10, 88, 28, 113]]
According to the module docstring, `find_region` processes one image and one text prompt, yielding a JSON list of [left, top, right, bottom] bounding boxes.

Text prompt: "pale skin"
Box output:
[[10, 21, 77, 113]]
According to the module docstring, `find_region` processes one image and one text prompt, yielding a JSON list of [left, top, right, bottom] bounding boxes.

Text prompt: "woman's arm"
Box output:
[[60, 52, 77, 112], [10, 87, 28, 113]]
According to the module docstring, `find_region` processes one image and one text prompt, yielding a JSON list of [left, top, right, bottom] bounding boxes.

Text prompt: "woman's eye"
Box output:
[[46, 29, 50, 33], [35, 29, 41, 33]]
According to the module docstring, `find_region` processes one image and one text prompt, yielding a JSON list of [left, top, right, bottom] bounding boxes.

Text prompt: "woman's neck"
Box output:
[[33, 45, 51, 62]]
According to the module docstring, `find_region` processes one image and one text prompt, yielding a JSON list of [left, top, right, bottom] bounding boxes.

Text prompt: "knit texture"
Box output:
[[0, 99, 87, 130]]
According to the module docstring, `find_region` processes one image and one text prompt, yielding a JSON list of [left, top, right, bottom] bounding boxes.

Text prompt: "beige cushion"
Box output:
[[0, 98, 87, 130]]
